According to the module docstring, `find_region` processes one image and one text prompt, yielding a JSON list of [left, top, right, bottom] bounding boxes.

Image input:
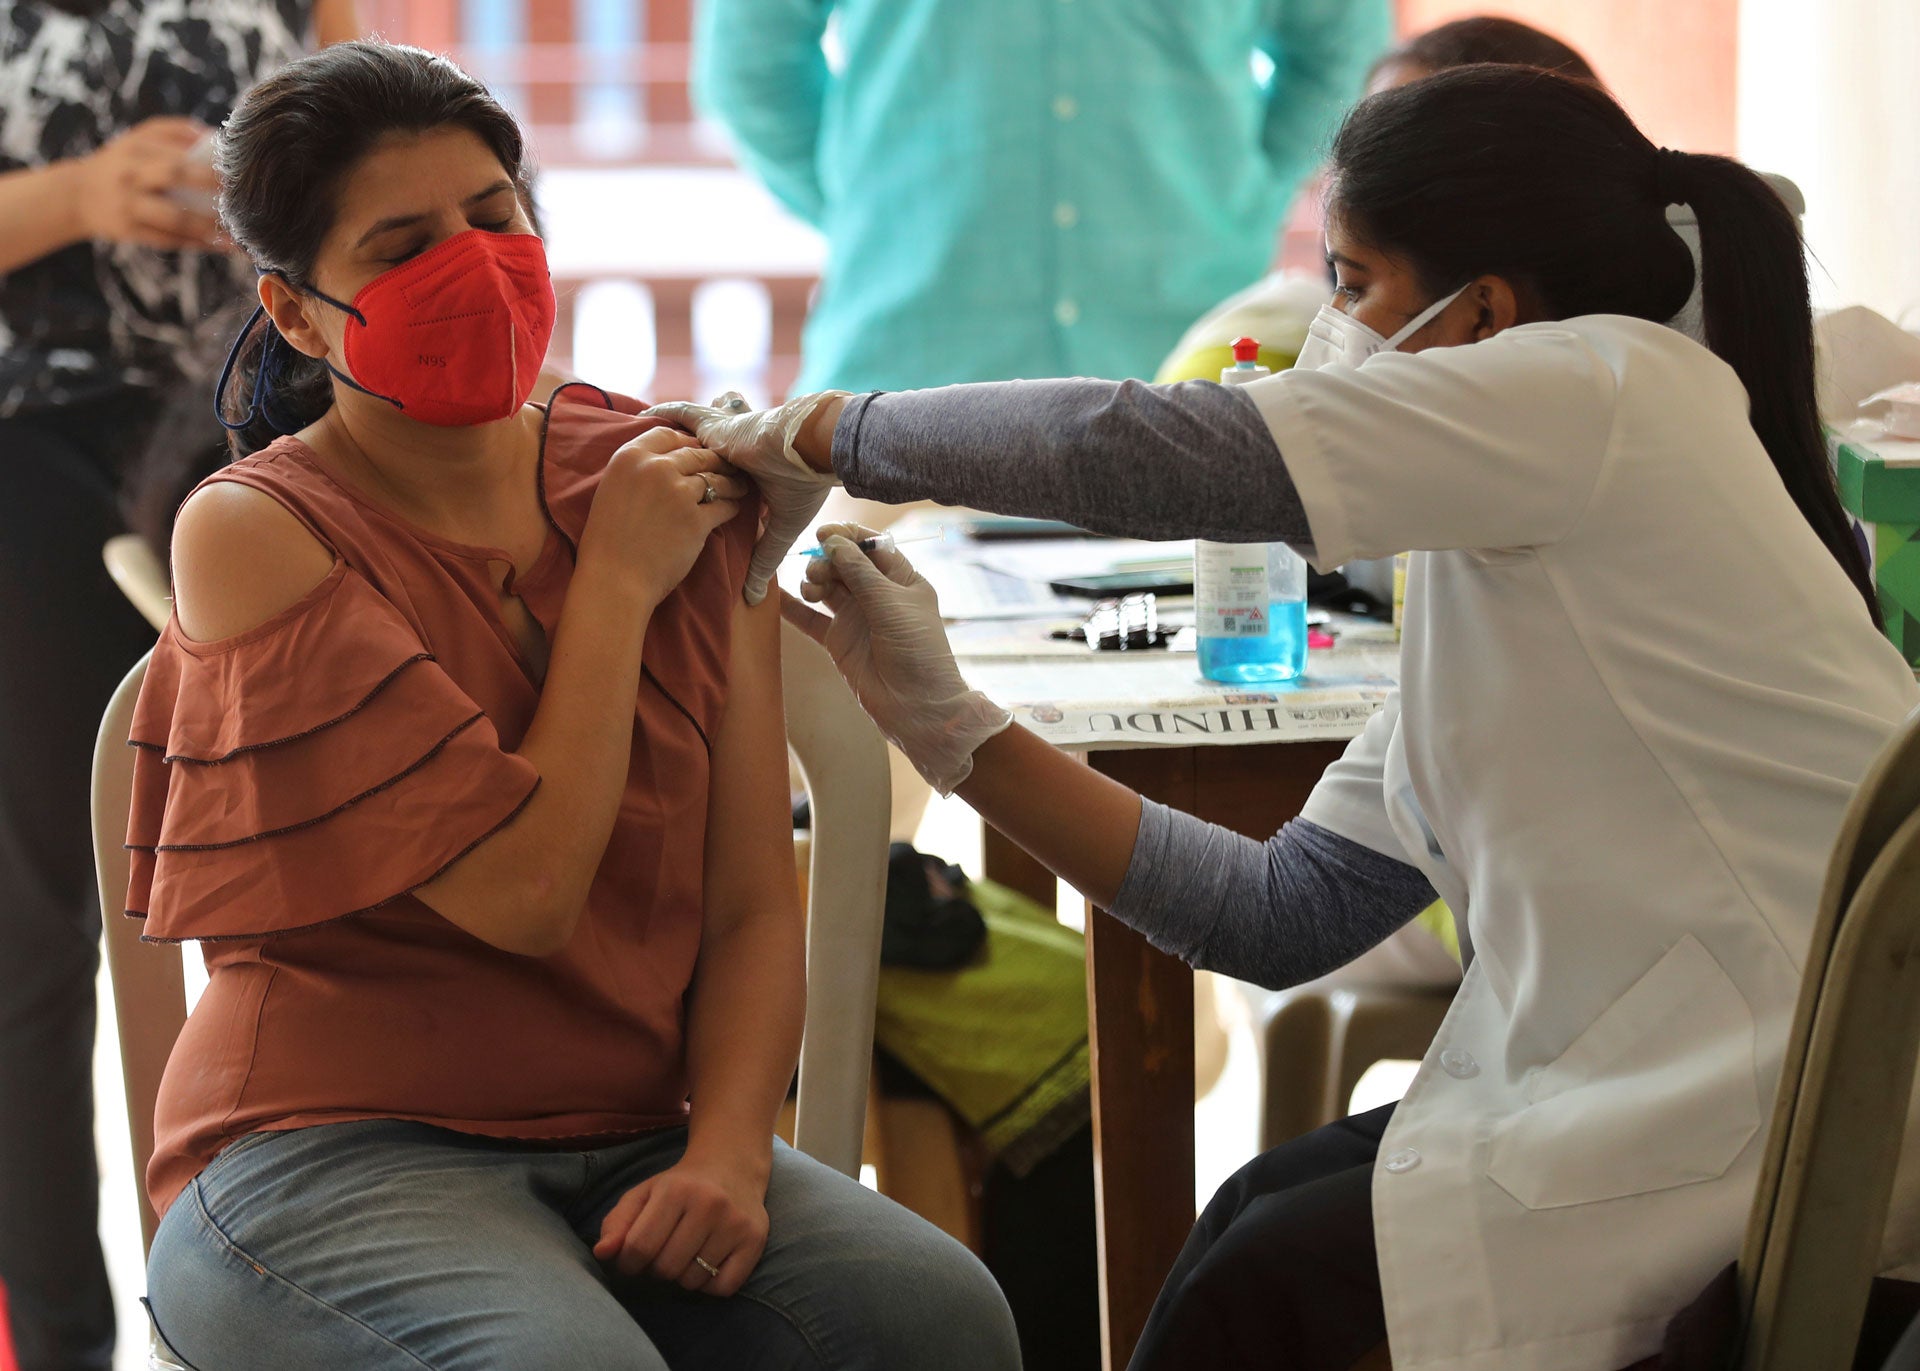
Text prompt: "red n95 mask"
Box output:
[[306, 228, 557, 427]]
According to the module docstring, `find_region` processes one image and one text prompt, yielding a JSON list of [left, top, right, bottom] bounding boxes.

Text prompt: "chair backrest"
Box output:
[[92, 624, 892, 1257], [92, 652, 179, 1254], [779, 618, 892, 1176], [1738, 705, 1920, 1369], [103, 535, 171, 632]]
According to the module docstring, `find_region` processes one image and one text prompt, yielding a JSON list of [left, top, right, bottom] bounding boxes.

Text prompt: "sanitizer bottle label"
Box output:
[[1197, 543, 1273, 637]]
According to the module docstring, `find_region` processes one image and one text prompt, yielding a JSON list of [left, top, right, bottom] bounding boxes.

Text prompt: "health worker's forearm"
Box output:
[[954, 724, 1148, 912], [821, 378, 1315, 545]]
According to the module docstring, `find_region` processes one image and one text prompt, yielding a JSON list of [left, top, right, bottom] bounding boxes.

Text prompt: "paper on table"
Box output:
[[956, 628, 1397, 749], [961, 538, 1194, 584], [917, 532, 1196, 619], [927, 560, 1088, 620]]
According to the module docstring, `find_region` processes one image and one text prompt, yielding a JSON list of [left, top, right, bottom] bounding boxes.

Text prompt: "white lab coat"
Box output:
[[1237, 316, 1920, 1370]]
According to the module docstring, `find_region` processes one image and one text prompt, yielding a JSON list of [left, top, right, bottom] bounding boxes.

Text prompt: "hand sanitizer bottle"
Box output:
[[1196, 338, 1309, 684]]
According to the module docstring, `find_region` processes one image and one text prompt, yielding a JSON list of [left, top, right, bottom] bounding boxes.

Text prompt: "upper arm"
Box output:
[[693, 0, 831, 102], [692, 0, 833, 222], [171, 483, 336, 644], [1257, 0, 1391, 170], [701, 590, 800, 935], [1246, 330, 1620, 566]]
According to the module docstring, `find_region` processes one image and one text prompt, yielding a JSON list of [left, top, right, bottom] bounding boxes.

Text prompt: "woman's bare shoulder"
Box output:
[[171, 481, 337, 643]]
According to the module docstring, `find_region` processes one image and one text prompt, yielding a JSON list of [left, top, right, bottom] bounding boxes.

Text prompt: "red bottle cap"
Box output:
[[1231, 336, 1261, 363]]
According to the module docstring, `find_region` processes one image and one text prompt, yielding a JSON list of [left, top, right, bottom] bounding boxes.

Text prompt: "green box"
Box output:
[[1832, 432, 1920, 665]]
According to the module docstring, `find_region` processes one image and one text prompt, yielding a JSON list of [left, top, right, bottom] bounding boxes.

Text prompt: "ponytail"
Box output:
[[216, 306, 334, 459], [1328, 66, 1882, 629], [1676, 151, 1882, 627]]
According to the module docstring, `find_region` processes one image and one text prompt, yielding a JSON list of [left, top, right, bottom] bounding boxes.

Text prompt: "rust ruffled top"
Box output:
[[126, 385, 759, 1218]]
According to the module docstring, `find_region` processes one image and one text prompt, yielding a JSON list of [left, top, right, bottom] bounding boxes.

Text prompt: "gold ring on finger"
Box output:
[[698, 475, 717, 505], [692, 1255, 720, 1280]]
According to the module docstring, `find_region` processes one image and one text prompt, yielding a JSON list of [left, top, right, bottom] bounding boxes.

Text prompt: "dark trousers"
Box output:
[[1130, 1104, 1394, 1371], [0, 396, 159, 1371], [982, 1121, 1100, 1371]]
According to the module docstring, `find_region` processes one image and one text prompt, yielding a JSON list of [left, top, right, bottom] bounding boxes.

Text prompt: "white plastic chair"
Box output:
[[102, 534, 171, 632], [779, 617, 892, 1174]]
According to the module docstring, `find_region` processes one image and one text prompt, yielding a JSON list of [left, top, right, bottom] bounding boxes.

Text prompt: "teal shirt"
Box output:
[[694, 0, 1390, 391]]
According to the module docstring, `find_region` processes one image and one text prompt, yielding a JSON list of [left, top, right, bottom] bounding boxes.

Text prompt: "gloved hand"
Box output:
[[646, 390, 846, 605], [782, 524, 1013, 795]]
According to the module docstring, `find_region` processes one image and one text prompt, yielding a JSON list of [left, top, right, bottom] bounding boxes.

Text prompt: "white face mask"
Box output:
[[1293, 284, 1468, 371]]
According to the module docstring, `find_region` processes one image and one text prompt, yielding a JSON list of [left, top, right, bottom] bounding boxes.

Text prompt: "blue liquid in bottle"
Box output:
[[1198, 597, 1308, 683]]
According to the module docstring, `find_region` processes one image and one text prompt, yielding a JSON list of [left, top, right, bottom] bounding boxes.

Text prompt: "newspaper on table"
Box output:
[[956, 633, 1399, 750]]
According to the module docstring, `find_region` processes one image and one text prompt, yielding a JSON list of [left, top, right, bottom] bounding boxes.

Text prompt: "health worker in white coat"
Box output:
[[656, 67, 1920, 1371]]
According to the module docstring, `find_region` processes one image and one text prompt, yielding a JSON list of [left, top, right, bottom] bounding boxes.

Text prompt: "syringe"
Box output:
[[790, 528, 952, 559]]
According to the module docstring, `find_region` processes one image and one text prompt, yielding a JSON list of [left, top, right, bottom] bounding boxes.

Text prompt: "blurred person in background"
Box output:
[[0, 3, 354, 1366], [1365, 14, 1597, 92], [695, 0, 1391, 396]]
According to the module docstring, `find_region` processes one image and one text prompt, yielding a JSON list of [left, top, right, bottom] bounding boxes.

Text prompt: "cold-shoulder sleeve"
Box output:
[[124, 562, 542, 942]]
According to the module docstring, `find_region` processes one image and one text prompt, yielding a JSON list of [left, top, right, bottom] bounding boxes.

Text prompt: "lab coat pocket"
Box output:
[[1486, 935, 1759, 1211]]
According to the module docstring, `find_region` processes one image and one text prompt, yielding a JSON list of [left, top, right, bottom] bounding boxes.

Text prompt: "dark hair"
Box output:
[[1373, 16, 1598, 85], [124, 303, 257, 562], [215, 41, 532, 457], [1327, 65, 1880, 628]]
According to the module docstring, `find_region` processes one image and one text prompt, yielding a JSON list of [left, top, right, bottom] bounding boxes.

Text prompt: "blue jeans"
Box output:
[[147, 1120, 1022, 1370]]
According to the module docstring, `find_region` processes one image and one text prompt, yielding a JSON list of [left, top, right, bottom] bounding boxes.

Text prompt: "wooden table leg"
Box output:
[[1083, 741, 1348, 1370], [1086, 903, 1194, 1370]]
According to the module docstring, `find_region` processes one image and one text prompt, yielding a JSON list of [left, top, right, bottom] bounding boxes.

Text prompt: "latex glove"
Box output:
[[783, 524, 1013, 795], [646, 390, 845, 605]]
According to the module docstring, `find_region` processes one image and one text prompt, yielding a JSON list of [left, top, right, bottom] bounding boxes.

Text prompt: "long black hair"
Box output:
[[1327, 65, 1880, 628], [214, 41, 532, 458]]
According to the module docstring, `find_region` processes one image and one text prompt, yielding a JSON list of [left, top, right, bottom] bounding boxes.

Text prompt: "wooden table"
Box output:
[[985, 740, 1349, 1369], [860, 524, 1399, 1369]]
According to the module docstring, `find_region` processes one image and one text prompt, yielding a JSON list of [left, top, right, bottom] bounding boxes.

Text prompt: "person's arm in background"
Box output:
[[0, 119, 220, 274], [312, 0, 363, 45], [692, 0, 834, 226], [594, 590, 806, 1296], [1256, 0, 1393, 191], [0, 3, 364, 277]]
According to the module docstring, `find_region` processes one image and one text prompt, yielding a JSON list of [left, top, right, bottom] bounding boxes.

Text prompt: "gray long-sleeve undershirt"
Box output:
[[832, 378, 1312, 544], [1115, 805, 1438, 989], [830, 377, 1437, 986]]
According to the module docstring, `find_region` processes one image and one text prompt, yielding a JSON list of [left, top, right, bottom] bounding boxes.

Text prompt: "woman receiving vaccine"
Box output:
[[660, 66, 1920, 1371], [134, 41, 1017, 1371]]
